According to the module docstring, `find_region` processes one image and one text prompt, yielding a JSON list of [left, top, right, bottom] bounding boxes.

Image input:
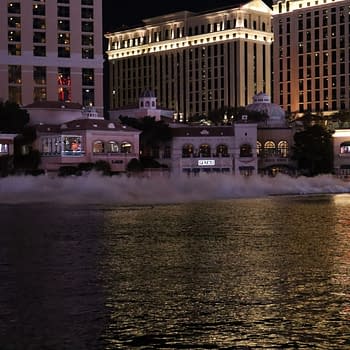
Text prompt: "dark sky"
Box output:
[[103, 0, 273, 32]]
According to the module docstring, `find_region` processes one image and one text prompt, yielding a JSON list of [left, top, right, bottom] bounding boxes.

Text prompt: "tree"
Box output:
[[119, 116, 172, 159], [0, 101, 30, 133], [292, 124, 333, 176], [94, 160, 111, 175], [207, 106, 268, 124], [126, 158, 143, 172]]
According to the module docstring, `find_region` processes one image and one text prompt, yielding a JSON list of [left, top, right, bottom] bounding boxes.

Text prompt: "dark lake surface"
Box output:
[[1, 191, 350, 349]]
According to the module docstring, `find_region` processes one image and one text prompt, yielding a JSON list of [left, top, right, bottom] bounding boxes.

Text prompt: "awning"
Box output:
[[340, 141, 350, 147], [340, 165, 350, 169]]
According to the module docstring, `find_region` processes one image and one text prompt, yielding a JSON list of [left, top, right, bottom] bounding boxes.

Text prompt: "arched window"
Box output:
[[199, 144, 211, 157], [107, 141, 119, 153], [257, 141, 262, 156], [240, 144, 252, 157], [264, 141, 276, 157], [216, 144, 228, 156], [182, 144, 193, 157], [93, 140, 104, 153], [278, 141, 288, 157], [121, 141, 132, 153]]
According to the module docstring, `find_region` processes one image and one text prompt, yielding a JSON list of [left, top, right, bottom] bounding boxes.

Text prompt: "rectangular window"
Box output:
[[81, 7, 93, 19], [57, 33, 70, 45], [0, 144, 9, 154], [34, 46, 46, 56], [57, 20, 70, 31], [8, 86, 22, 104], [33, 87, 47, 101], [8, 16, 21, 28], [8, 30, 21, 42], [82, 34, 93, 46], [34, 66, 46, 85], [82, 68, 94, 85], [33, 18, 46, 29], [8, 65, 21, 84], [8, 2, 21, 14], [81, 21, 93, 32], [57, 6, 70, 18], [58, 67, 71, 102], [82, 89, 94, 106], [62, 136, 83, 155], [8, 44, 21, 56], [82, 0, 93, 4], [58, 0, 70, 3], [82, 48, 94, 59], [33, 4, 45, 16], [33, 32, 46, 43], [58, 46, 70, 58]]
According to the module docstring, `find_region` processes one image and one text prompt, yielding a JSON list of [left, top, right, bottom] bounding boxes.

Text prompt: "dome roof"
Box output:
[[246, 92, 285, 122], [139, 89, 156, 98]]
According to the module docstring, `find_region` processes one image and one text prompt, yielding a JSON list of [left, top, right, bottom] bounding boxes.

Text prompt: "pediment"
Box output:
[[242, 0, 272, 12]]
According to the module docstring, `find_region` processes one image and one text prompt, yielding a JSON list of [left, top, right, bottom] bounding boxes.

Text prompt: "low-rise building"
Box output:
[[247, 92, 296, 175], [156, 119, 258, 175], [332, 129, 350, 179], [31, 106, 141, 173], [0, 133, 17, 157]]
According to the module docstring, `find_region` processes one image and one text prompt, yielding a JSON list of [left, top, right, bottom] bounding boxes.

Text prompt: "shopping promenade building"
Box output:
[[0, 0, 104, 114], [272, 0, 350, 115], [105, 0, 273, 122]]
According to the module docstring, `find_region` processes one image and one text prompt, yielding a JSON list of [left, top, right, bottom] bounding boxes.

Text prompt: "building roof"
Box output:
[[171, 125, 235, 137], [36, 119, 140, 133], [139, 89, 156, 98], [25, 101, 83, 110], [246, 92, 285, 122]]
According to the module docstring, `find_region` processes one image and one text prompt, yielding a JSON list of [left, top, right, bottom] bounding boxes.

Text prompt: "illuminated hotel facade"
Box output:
[[105, 0, 273, 121], [272, 0, 350, 114], [0, 0, 104, 114]]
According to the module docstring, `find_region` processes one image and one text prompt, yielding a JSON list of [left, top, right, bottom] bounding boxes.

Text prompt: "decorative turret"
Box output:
[[139, 89, 157, 109]]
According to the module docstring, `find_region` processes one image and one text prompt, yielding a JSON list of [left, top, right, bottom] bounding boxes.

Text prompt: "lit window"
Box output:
[[240, 144, 252, 157], [121, 142, 132, 153], [107, 141, 119, 153], [93, 141, 104, 153]]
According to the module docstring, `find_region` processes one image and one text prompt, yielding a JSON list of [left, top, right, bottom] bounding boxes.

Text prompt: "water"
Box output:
[[1, 175, 350, 349]]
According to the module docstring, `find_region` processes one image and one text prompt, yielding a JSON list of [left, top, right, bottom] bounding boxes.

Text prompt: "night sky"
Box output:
[[103, 0, 273, 32]]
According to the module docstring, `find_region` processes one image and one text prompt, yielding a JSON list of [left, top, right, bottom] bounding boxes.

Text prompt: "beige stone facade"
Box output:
[[105, 0, 273, 121]]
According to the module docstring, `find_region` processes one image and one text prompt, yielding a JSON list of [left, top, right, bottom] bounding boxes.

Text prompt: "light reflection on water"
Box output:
[[1, 195, 350, 349]]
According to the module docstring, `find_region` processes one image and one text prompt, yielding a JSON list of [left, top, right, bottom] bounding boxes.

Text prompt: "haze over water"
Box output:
[[0, 173, 349, 205], [1, 174, 350, 349]]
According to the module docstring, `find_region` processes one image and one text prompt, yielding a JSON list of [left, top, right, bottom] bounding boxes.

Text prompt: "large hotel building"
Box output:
[[0, 0, 104, 113], [105, 0, 273, 121], [272, 0, 350, 114]]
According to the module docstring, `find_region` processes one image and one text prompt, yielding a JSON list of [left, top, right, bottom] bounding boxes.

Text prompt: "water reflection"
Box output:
[[99, 196, 350, 349], [1, 196, 350, 349]]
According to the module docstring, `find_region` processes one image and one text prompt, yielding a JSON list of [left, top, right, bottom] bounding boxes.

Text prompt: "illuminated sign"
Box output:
[[198, 159, 215, 166]]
